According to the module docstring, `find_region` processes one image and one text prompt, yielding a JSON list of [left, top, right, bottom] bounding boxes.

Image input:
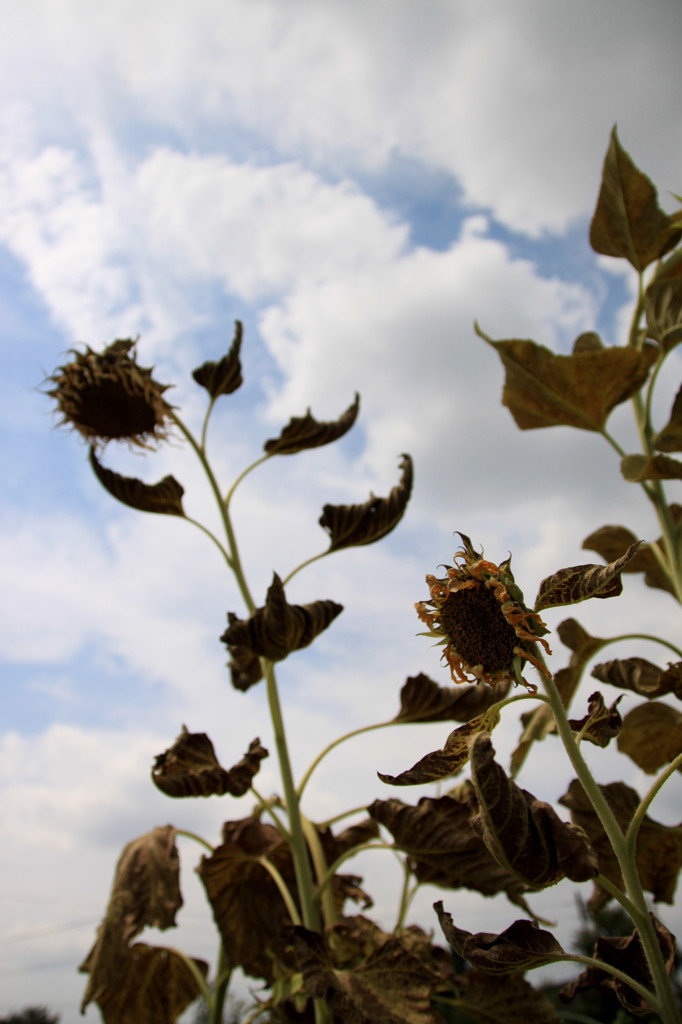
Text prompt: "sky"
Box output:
[[1, 1, 682, 1020]]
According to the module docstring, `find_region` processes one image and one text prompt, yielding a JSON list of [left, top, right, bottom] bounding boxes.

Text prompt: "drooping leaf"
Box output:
[[378, 709, 500, 786], [469, 733, 598, 888], [392, 672, 509, 725], [621, 452, 682, 480], [644, 250, 682, 351], [197, 816, 298, 981], [435, 902, 565, 974], [477, 326, 657, 432], [191, 321, 243, 398], [582, 521, 679, 595], [221, 573, 343, 665], [223, 629, 263, 691], [80, 941, 208, 1024], [617, 702, 682, 773], [567, 691, 623, 747], [591, 656, 682, 699], [451, 969, 562, 1024], [534, 543, 641, 612], [559, 915, 676, 1016], [89, 448, 185, 516], [557, 617, 608, 663], [589, 127, 682, 270], [654, 383, 682, 452], [319, 454, 413, 551], [151, 727, 268, 797], [292, 922, 449, 1024], [559, 780, 682, 909], [264, 393, 360, 455], [369, 792, 535, 911]]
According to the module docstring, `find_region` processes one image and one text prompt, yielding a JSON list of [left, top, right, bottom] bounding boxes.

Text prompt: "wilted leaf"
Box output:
[[192, 321, 243, 398], [292, 923, 448, 1024], [197, 817, 298, 981], [478, 326, 657, 432], [621, 452, 682, 481], [469, 733, 598, 888], [451, 969, 562, 1024], [89, 448, 185, 516], [320, 454, 413, 551], [393, 672, 509, 725], [223, 631, 263, 691], [592, 656, 682, 699], [559, 780, 682, 908], [80, 941, 208, 1024], [617, 702, 682, 773], [151, 727, 268, 797], [559, 915, 676, 1015], [264, 393, 360, 455], [582, 521, 679, 595], [221, 573, 343, 664], [654, 383, 682, 452], [378, 709, 500, 785], [534, 543, 641, 611], [369, 792, 535, 910], [589, 127, 682, 270], [568, 691, 623, 747], [435, 903, 564, 974], [557, 618, 607, 662], [644, 251, 682, 351]]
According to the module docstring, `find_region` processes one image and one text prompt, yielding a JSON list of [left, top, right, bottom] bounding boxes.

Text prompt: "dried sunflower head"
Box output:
[[416, 533, 551, 693], [47, 339, 174, 449]]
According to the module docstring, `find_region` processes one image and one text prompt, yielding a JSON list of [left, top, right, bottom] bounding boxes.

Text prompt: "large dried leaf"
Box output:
[[197, 816, 297, 981], [393, 672, 509, 725], [151, 727, 268, 797], [567, 691, 623, 747], [435, 903, 564, 974], [589, 127, 682, 270], [451, 969, 562, 1024], [478, 327, 657, 432], [292, 923, 448, 1024], [469, 734, 598, 888], [582, 522, 678, 595], [644, 251, 682, 351], [191, 321, 243, 398], [621, 452, 682, 481], [617, 701, 682, 773], [221, 573, 343, 664], [534, 543, 641, 611], [559, 780, 682, 908], [654, 383, 682, 452], [559, 915, 676, 1016], [378, 709, 500, 786], [89, 448, 185, 516], [369, 793, 532, 909], [264, 393, 360, 455], [591, 657, 682, 699], [80, 942, 208, 1024], [319, 454, 413, 551]]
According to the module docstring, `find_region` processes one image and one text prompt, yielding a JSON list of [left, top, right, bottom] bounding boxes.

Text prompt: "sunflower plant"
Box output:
[[47, 129, 682, 1024]]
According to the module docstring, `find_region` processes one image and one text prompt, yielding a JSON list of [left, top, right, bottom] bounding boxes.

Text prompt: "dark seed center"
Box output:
[[439, 584, 518, 674]]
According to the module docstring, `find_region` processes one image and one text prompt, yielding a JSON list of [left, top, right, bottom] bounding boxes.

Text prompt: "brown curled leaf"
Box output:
[[320, 454, 413, 551], [617, 702, 682, 773], [392, 672, 509, 725], [221, 573, 343, 664], [621, 451, 682, 481], [151, 727, 268, 797], [192, 321, 243, 398], [435, 902, 565, 974], [264, 393, 360, 455], [534, 543, 641, 611], [89, 447, 185, 516], [654, 383, 682, 452], [378, 709, 500, 786], [568, 691, 623, 747], [591, 657, 682, 699], [582, 520, 680, 595], [644, 251, 682, 351]]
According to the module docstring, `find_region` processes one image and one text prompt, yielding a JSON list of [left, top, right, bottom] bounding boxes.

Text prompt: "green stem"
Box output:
[[626, 749, 682, 849], [224, 454, 271, 508], [176, 829, 215, 854], [554, 954, 659, 1012], [249, 786, 290, 837], [393, 857, 419, 933], [183, 515, 234, 569], [317, 805, 373, 829], [210, 945, 230, 1024], [607, 632, 682, 660], [258, 857, 302, 925], [297, 720, 393, 798], [316, 842, 395, 903], [541, 662, 681, 1023], [301, 814, 338, 928], [282, 549, 330, 586]]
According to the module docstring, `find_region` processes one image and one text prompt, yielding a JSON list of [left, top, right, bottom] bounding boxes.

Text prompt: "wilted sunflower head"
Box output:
[[416, 533, 551, 693], [46, 339, 174, 449]]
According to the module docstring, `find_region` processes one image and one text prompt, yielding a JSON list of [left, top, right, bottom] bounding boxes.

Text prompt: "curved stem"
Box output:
[[282, 549, 330, 586], [249, 786, 290, 837], [317, 805, 373, 829], [258, 857, 302, 926], [606, 632, 682, 660], [297, 720, 393, 798], [210, 945, 231, 1024], [176, 829, 214, 855], [301, 814, 338, 928], [183, 515, 234, 569], [626, 750, 682, 849], [315, 842, 395, 902], [224, 454, 271, 508], [554, 954, 659, 1013], [393, 857, 419, 933]]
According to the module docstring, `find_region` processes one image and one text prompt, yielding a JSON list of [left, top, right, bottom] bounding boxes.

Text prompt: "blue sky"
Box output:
[[2, 2, 682, 1020]]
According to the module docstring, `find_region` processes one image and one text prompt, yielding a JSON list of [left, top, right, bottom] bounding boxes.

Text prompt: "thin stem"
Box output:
[[393, 857, 419, 934], [627, 749, 682, 849], [297, 720, 393, 798], [554, 954, 659, 1012], [224, 454, 271, 508], [257, 857, 302, 926], [183, 515, 234, 569], [317, 805, 373, 829], [176, 829, 215, 855], [316, 843, 395, 902], [210, 945, 231, 1024], [249, 786, 290, 837], [301, 814, 338, 928], [594, 874, 640, 920], [607, 632, 682, 660], [282, 549, 330, 586]]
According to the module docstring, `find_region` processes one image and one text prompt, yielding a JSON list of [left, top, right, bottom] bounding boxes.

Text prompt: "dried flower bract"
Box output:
[[416, 534, 551, 692], [47, 339, 173, 449]]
